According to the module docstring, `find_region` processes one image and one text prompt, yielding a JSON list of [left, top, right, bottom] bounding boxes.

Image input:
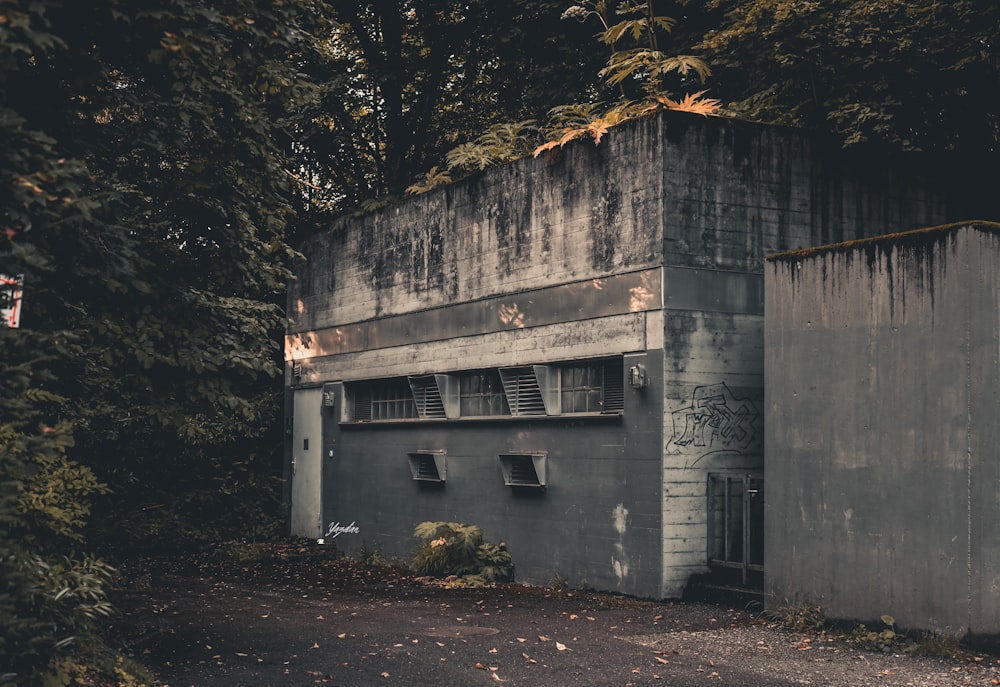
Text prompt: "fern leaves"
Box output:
[[407, 1, 723, 194], [653, 91, 723, 116], [600, 50, 712, 89], [531, 94, 721, 157], [411, 521, 514, 585]]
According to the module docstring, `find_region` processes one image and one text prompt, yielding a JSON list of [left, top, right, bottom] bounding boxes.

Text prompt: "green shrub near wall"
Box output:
[[411, 522, 514, 586]]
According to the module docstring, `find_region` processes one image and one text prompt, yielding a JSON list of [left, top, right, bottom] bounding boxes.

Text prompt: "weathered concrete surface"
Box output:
[[287, 110, 983, 601], [288, 113, 958, 341], [764, 222, 1000, 636]]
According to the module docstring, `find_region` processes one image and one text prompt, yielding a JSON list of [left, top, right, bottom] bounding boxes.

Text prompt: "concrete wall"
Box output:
[[764, 222, 1000, 636], [320, 351, 664, 597], [287, 116, 665, 342], [288, 114, 670, 595], [652, 115, 956, 596]]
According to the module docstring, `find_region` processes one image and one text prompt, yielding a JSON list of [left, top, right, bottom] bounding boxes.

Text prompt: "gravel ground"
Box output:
[[111, 546, 1000, 687], [631, 625, 1000, 686]]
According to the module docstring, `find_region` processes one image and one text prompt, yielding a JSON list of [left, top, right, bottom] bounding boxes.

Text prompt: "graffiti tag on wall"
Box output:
[[667, 383, 759, 458], [325, 521, 360, 539]]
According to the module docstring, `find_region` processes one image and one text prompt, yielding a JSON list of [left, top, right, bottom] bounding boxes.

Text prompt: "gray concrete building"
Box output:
[[765, 221, 1000, 635], [285, 111, 971, 599]]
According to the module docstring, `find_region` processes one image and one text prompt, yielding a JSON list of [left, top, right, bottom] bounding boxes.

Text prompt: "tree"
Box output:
[[288, 0, 609, 213], [1, 0, 326, 680], [0, 332, 115, 684], [695, 0, 1000, 153]]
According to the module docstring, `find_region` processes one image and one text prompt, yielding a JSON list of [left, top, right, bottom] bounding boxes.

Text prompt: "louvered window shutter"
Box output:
[[408, 375, 460, 419], [602, 361, 625, 413], [408, 375, 446, 418], [499, 367, 546, 415]]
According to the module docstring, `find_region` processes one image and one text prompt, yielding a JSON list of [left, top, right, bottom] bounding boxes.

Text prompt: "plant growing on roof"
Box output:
[[407, 0, 720, 193], [563, 0, 711, 99]]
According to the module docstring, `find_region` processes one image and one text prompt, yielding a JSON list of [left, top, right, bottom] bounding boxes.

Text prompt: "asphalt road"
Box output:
[[112, 550, 1000, 687]]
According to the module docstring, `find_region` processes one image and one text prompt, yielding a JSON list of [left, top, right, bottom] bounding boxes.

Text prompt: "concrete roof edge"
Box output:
[[765, 220, 1000, 263]]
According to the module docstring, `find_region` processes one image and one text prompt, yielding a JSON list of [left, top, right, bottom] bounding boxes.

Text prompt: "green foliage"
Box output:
[[408, 1, 718, 193], [19, 432, 109, 543], [445, 121, 540, 173], [356, 542, 400, 570], [767, 606, 966, 659], [297, 1, 608, 212], [411, 522, 514, 586], [563, 0, 711, 99], [0, 0, 311, 547], [696, 0, 1000, 153], [600, 50, 711, 92], [42, 641, 155, 687], [910, 630, 963, 659], [1, 0, 323, 681], [0, 332, 118, 684], [849, 614, 917, 654]]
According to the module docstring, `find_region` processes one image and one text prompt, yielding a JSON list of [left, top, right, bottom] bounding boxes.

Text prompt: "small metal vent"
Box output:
[[408, 451, 446, 483], [498, 453, 546, 488]]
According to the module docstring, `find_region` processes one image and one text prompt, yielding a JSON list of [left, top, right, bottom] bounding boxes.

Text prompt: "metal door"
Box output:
[[707, 473, 764, 587], [290, 387, 323, 538]]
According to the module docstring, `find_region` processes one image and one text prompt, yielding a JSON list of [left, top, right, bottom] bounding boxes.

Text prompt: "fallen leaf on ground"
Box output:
[[538, 635, 551, 642], [556, 642, 569, 651]]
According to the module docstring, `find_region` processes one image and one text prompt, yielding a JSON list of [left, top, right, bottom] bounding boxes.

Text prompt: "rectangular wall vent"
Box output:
[[408, 451, 446, 483], [498, 452, 546, 488]]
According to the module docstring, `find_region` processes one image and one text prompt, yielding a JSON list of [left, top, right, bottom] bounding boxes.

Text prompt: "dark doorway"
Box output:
[[707, 473, 764, 590]]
